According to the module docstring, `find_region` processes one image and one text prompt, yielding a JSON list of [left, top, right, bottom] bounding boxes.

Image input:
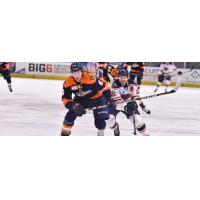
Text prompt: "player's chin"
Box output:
[[75, 78, 81, 82]]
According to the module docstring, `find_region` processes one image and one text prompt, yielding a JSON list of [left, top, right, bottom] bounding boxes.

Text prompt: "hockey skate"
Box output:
[[154, 87, 158, 93], [61, 129, 71, 136], [61, 125, 72, 136], [114, 122, 120, 136], [165, 86, 169, 93], [97, 129, 105, 136], [8, 84, 12, 92]]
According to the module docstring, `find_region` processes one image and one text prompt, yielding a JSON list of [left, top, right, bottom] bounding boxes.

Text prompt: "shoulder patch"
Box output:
[[64, 76, 76, 88], [82, 72, 96, 84], [89, 75, 95, 80]]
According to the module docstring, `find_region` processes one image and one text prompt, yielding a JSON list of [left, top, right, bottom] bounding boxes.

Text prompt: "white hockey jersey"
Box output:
[[159, 63, 177, 75], [111, 79, 138, 110]]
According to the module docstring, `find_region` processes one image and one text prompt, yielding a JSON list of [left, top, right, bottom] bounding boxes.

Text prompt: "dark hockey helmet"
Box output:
[[117, 64, 123, 70], [119, 68, 129, 77], [122, 62, 129, 68], [70, 62, 82, 73], [0, 62, 8, 65], [107, 64, 114, 72]]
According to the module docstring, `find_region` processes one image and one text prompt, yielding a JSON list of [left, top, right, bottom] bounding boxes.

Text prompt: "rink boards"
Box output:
[[1, 62, 200, 87], [8, 73, 200, 88]]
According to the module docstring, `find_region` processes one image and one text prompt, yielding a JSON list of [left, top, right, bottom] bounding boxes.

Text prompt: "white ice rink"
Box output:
[[0, 77, 200, 136]]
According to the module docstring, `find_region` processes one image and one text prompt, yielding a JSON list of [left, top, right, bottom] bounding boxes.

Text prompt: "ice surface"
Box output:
[[0, 77, 199, 136]]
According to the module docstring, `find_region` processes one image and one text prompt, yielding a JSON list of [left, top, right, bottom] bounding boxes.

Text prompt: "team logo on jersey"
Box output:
[[76, 89, 92, 97], [89, 75, 95, 80], [118, 87, 127, 95], [71, 86, 79, 90], [98, 80, 104, 85]]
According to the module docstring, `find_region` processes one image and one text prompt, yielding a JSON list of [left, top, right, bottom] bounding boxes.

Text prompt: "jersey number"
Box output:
[[98, 80, 104, 86]]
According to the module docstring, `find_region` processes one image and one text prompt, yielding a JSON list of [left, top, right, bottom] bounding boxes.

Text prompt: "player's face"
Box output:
[[123, 64, 128, 68], [98, 63, 104, 68], [72, 70, 82, 82], [119, 75, 128, 84], [104, 63, 108, 68]]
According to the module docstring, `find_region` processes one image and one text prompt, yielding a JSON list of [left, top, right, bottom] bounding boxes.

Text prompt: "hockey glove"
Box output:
[[107, 97, 117, 109], [71, 103, 86, 117], [124, 101, 138, 115]]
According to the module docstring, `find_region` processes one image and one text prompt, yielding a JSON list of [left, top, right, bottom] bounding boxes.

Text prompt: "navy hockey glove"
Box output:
[[124, 101, 138, 115], [70, 103, 86, 117], [107, 97, 117, 109]]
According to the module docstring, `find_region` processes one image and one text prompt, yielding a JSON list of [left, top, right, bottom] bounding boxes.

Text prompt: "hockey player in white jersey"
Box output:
[[154, 62, 177, 93], [106, 68, 151, 136]]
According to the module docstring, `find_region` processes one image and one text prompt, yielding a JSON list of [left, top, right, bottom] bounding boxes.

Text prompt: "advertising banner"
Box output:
[[15, 62, 72, 76], [14, 63, 200, 84], [143, 66, 200, 84]]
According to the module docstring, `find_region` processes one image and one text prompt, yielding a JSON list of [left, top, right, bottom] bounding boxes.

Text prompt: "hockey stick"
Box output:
[[135, 73, 183, 100], [135, 66, 193, 100], [132, 112, 137, 135], [86, 73, 184, 111], [86, 67, 190, 111], [86, 89, 177, 111], [86, 89, 178, 111], [144, 66, 194, 79]]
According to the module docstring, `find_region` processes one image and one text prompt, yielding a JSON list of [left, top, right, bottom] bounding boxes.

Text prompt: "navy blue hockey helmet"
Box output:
[[117, 64, 123, 70], [119, 68, 129, 77], [70, 62, 82, 73], [0, 62, 8, 65]]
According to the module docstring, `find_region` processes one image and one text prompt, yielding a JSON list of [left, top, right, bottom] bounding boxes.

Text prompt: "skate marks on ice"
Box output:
[[143, 86, 200, 136], [0, 78, 200, 135], [0, 78, 64, 135], [73, 85, 200, 136]]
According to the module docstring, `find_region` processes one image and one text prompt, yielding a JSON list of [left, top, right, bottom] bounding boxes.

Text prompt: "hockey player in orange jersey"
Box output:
[[61, 62, 114, 136], [130, 62, 145, 94]]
